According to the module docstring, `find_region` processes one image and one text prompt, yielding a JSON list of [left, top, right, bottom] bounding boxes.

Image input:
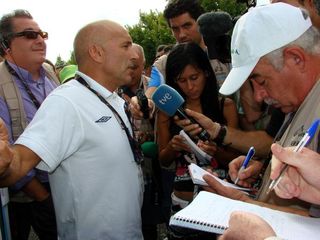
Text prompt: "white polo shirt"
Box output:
[[16, 72, 144, 240]]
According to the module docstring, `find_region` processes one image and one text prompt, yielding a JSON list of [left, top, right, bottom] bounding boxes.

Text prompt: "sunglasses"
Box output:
[[9, 30, 48, 40]]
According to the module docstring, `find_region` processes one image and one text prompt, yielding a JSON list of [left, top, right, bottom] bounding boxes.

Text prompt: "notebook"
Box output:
[[170, 191, 320, 239], [179, 130, 212, 164], [188, 163, 250, 191]]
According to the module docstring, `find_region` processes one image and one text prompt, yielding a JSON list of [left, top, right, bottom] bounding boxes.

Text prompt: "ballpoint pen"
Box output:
[[267, 118, 320, 195], [234, 146, 255, 185]]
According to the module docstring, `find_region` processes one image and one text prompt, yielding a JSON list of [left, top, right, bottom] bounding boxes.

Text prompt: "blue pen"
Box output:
[[235, 146, 255, 185], [267, 119, 320, 194]]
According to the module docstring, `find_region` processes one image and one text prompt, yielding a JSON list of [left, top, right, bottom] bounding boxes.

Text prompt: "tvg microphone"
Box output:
[[152, 84, 211, 141]]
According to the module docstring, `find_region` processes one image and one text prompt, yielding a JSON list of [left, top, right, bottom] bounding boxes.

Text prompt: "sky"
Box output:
[[0, 0, 168, 63]]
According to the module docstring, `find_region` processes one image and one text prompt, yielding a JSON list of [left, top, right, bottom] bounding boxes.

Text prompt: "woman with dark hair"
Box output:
[[157, 42, 238, 215]]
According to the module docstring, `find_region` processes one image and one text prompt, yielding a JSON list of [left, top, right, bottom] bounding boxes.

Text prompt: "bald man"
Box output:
[[0, 20, 144, 240]]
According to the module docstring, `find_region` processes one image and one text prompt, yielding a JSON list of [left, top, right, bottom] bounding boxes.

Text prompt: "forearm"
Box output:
[[223, 128, 273, 157], [159, 144, 178, 167], [0, 144, 40, 187], [21, 177, 49, 201]]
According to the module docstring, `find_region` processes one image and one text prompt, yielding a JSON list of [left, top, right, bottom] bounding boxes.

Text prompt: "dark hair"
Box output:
[[165, 42, 225, 124], [156, 44, 167, 53], [0, 9, 33, 56], [164, 0, 205, 27]]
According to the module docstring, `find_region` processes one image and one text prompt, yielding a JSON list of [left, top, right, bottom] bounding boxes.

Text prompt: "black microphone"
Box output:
[[152, 84, 211, 142], [136, 89, 149, 119], [197, 11, 233, 62]]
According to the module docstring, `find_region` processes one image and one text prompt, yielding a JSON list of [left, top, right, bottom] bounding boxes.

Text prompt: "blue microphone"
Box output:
[[152, 84, 211, 141]]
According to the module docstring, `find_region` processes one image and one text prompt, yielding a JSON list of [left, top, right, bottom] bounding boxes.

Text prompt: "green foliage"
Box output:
[[200, 0, 247, 18], [67, 51, 76, 65], [127, 10, 175, 67], [60, 0, 248, 66]]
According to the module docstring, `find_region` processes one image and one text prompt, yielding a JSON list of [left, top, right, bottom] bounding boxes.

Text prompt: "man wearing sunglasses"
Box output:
[[0, 9, 58, 240]]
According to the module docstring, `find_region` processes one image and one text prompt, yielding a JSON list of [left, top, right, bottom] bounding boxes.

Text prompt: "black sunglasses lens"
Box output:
[[24, 31, 39, 39]]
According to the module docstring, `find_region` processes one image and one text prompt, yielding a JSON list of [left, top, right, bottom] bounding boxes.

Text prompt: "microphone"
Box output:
[[136, 89, 149, 119], [152, 84, 211, 141], [197, 11, 233, 62]]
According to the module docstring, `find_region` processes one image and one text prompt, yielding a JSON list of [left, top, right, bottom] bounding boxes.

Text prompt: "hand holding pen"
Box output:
[[234, 146, 255, 185], [267, 119, 320, 195]]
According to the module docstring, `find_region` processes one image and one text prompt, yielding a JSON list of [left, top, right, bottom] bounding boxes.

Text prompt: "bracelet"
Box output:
[[214, 125, 227, 146]]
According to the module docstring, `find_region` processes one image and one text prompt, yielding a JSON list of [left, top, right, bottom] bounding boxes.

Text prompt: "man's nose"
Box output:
[[252, 83, 268, 103]]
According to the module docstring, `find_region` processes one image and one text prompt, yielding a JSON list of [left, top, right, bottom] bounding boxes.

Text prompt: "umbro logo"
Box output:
[[95, 116, 112, 123]]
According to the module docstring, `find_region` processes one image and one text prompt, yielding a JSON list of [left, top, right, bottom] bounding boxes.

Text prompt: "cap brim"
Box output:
[[219, 59, 259, 95]]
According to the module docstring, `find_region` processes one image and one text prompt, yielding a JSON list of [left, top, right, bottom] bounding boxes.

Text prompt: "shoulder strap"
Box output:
[[42, 62, 60, 85], [0, 62, 27, 140]]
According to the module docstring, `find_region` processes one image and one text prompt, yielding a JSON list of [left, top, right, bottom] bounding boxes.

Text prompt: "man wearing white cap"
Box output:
[[182, 2, 320, 216]]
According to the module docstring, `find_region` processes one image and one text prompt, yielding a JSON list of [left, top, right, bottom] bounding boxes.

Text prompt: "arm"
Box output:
[[157, 111, 190, 167], [0, 143, 41, 187], [223, 97, 239, 128], [178, 109, 273, 158]]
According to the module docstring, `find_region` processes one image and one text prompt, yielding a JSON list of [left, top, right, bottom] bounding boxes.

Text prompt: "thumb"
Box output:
[[238, 164, 256, 180], [271, 143, 302, 167]]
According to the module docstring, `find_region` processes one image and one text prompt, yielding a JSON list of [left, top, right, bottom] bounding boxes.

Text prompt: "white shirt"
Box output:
[[16, 72, 144, 240]]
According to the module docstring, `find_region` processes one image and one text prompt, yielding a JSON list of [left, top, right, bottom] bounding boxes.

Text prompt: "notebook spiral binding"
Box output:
[[173, 216, 227, 231]]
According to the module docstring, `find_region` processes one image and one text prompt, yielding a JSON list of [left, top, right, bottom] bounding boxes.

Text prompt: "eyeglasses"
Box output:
[[9, 30, 48, 40]]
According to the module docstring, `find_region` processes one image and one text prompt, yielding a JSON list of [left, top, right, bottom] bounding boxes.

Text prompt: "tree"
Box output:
[[201, 0, 247, 18], [55, 55, 66, 69], [126, 10, 175, 67]]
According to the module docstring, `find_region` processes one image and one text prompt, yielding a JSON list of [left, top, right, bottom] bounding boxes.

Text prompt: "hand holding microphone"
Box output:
[[152, 84, 211, 142]]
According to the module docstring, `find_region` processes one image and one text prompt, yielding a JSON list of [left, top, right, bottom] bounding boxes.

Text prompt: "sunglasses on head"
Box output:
[[10, 30, 48, 40]]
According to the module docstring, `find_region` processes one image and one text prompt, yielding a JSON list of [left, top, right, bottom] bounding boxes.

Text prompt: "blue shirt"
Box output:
[[0, 61, 57, 191]]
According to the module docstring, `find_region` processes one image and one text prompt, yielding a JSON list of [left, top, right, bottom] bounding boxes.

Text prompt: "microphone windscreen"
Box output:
[[197, 11, 233, 39], [151, 84, 184, 116]]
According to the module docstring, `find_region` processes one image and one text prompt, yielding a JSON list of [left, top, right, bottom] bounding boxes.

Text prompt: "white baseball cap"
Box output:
[[219, 3, 312, 95]]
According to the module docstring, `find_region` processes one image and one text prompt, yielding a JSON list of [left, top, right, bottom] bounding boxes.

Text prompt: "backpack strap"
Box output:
[[0, 62, 27, 140]]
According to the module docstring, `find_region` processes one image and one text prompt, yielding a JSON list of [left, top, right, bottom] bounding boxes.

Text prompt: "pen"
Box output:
[[234, 146, 255, 185], [267, 119, 320, 195]]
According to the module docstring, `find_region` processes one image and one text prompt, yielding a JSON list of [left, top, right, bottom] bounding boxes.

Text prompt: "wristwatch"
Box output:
[[214, 124, 227, 146]]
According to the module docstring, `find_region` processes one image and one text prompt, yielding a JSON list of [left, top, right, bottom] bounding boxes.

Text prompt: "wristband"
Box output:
[[214, 125, 227, 146]]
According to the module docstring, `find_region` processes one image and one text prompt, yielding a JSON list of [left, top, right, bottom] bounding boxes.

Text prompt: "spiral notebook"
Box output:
[[169, 191, 320, 238]]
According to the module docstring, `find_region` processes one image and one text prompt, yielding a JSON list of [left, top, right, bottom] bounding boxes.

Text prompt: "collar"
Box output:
[[76, 71, 116, 100]]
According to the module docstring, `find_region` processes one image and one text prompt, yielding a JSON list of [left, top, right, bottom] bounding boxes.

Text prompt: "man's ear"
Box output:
[[88, 44, 104, 63], [283, 47, 306, 72]]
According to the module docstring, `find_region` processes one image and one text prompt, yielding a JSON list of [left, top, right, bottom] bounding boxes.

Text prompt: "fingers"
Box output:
[[170, 135, 191, 152], [228, 156, 245, 181], [0, 118, 9, 143], [0, 141, 13, 177]]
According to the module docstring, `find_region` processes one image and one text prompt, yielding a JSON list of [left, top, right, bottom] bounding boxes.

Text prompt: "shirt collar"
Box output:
[[7, 60, 46, 83], [76, 71, 116, 100]]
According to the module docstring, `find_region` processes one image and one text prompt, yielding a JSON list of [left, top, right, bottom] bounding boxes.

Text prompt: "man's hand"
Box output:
[[202, 174, 249, 202], [129, 96, 155, 120], [219, 211, 276, 240], [174, 109, 219, 140], [197, 140, 218, 156], [170, 135, 191, 153], [0, 141, 13, 178], [270, 143, 320, 204], [228, 156, 263, 187]]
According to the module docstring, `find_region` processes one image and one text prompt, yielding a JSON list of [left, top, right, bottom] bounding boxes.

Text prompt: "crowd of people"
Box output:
[[0, 0, 319, 240]]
